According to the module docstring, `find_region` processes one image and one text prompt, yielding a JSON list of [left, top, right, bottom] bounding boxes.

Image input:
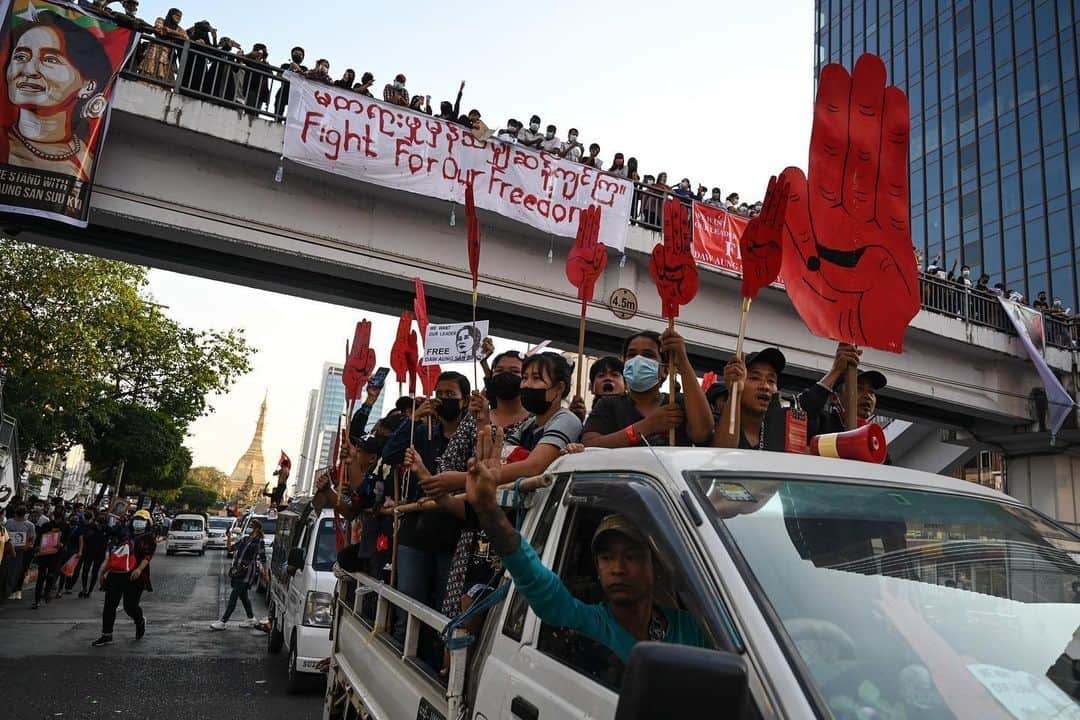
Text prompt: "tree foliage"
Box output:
[[175, 483, 219, 510], [0, 240, 255, 456], [81, 404, 191, 494], [186, 466, 228, 495]]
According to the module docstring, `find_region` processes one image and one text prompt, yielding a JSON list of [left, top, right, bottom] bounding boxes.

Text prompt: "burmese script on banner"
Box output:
[[282, 73, 633, 251]]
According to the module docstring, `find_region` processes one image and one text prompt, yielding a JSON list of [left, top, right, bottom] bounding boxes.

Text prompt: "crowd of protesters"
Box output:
[[87, 1, 760, 217]]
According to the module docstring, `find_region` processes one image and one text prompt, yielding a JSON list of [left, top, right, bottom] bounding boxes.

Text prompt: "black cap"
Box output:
[[353, 433, 381, 455], [349, 407, 370, 443], [744, 347, 786, 375], [836, 370, 887, 391], [589, 356, 624, 385], [706, 381, 729, 405]]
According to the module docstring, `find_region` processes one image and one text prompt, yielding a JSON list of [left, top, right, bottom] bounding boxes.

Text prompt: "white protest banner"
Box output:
[[422, 321, 490, 365], [282, 74, 633, 251]]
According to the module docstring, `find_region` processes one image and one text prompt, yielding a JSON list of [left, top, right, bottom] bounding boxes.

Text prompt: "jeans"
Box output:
[[101, 572, 144, 634], [393, 544, 453, 640], [222, 578, 253, 622]]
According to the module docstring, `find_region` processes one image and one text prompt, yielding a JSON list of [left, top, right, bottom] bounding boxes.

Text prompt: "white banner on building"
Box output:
[[0, 447, 15, 510], [422, 321, 489, 365], [282, 74, 633, 251]]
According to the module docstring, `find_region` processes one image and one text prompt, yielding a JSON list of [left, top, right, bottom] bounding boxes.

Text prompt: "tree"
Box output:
[[175, 484, 219, 510], [186, 466, 229, 496], [82, 404, 189, 496], [0, 240, 254, 455]]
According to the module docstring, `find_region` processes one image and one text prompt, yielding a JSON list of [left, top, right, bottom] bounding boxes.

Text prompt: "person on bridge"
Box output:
[[210, 519, 266, 631], [464, 426, 709, 662], [582, 330, 712, 448], [92, 509, 155, 646]]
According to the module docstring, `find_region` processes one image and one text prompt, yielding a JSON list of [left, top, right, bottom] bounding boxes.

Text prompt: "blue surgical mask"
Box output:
[[132, 519, 147, 531], [623, 356, 660, 392]]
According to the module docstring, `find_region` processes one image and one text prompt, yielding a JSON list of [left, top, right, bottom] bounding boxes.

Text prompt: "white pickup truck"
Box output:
[[322, 448, 1080, 720]]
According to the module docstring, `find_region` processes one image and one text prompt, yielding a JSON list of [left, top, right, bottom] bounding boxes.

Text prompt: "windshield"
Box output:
[[311, 518, 337, 571], [208, 518, 232, 530], [696, 477, 1080, 720], [257, 518, 276, 535], [172, 518, 204, 532]]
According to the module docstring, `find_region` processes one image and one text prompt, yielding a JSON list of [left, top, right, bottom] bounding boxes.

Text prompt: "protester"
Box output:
[[305, 58, 332, 85], [384, 73, 410, 106], [273, 46, 307, 116], [712, 348, 786, 450], [138, 7, 187, 83], [437, 81, 465, 122], [210, 519, 266, 631], [653, 172, 670, 191], [56, 511, 86, 598], [626, 157, 640, 182], [355, 72, 375, 97], [560, 129, 583, 162], [462, 428, 708, 662], [5, 505, 34, 600], [581, 143, 603, 169], [705, 188, 725, 207], [0, 506, 11, 603], [583, 330, 713, 448], [31, 508, 67, 609], [333, 69, 356, 90], [608, 153, 627, 177], [794, 343, 863, 439], [540, 125, 562, 153], [517, 115, 544, 149], [410, 95, 433, 115], [75, 512, 108, 598], [725, 192, 740, 209], [706, 381, 729, 423], [462, 109, 492, 140], [92, 509, 156, 646], [240, 43, 271, 113], [497, 119, 522, 143], [1034, 291, 1050, 310], [974, 273, 991, 293], [181, 19, 216, 92], [958, 264, 972, 287], [672, 178, 694, 199]]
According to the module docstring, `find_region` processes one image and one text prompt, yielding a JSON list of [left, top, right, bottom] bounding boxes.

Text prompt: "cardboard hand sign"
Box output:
[[740, 175, 788, 300], [701, 371, 718, 392], [404, 330, 420, 395], [417, 363, 440, 396], [390, 311, 415, 385], [565, 205, 607, 302], [342, 320, 376, 403], [413, 277, 430, 341], [650, 198, 699, 319], [466, 181, 480, 290], [781, 54, 917, 353]]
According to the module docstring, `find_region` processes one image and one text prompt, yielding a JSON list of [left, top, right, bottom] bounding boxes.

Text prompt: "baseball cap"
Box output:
[[134, 509, 151, 521], [395, 73, 407, 83], [589, 356, 624, 385], [706, 380, 729, 405], [353, 433, 381, 455], [591, 514, 648, 553], [836, 370, 887, 391], [744, 347, 786, 375]]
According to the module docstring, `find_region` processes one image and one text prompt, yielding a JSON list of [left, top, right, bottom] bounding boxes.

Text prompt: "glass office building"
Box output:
[[815, 1, 1080, 308]]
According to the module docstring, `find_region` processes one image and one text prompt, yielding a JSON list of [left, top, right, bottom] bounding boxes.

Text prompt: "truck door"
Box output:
[[285, 519, 314, 640], [478, 472, 744, 720]]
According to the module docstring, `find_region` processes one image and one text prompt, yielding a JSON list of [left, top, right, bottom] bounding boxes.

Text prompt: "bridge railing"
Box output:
[[116, 40, 1079, 350]]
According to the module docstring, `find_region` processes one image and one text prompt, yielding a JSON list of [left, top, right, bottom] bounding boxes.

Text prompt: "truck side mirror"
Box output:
[[287, 546, 304, 571], [614, 642, 749, 720]]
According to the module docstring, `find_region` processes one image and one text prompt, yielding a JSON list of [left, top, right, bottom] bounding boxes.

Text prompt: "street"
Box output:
[[0, 546, 323, 720]]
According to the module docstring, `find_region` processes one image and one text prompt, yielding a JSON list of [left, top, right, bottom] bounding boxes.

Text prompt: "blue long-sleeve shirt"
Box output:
[[501, 533, 709, 662]]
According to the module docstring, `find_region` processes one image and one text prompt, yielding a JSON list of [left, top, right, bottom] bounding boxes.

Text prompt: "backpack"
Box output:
[[106, 540, 136, 573]]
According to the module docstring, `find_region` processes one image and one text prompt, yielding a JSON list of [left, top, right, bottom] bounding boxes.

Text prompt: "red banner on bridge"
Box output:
[[0, 0, 136, 227], [691, 201, 784, 287]]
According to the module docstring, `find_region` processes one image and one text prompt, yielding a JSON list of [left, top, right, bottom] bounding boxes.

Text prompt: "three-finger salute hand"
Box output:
[[467, 426, 503, 514], [566, 205, 607, 301]]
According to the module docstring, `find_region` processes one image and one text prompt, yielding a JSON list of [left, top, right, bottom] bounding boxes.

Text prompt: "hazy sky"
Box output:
[[140, 0, 816, 481]]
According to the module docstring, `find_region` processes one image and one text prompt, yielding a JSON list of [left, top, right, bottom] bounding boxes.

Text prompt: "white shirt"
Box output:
[[564, 142, 583, 162], [540, 136, 563, 153]]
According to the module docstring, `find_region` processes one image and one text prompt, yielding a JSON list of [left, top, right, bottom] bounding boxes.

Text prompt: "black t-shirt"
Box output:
[[83, 524, 108, 559], [583, 394, 694, 447]]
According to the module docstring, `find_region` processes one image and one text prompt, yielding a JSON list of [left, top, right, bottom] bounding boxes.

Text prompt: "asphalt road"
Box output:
[[0, 543, 324, 719]]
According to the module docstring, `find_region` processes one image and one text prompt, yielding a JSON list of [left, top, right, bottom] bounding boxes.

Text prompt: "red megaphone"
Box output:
[[809, 423, 887, 464]]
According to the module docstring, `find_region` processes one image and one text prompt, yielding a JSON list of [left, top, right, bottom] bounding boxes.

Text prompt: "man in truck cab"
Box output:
[[465, 426, 709, 662]]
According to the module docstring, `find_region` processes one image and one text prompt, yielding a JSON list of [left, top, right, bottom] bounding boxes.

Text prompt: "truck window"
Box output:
[[502, 474, 570, 642], [311, 519, 337, 571]]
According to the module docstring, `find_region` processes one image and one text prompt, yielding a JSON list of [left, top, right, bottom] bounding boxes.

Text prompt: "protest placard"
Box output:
[[422, 321, 489, 365]]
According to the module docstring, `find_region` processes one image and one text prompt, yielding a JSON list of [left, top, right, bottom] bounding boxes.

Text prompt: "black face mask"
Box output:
[[485, 373, 521, 402], [520, 387, 553, 415], [436, 398, 462, 422]]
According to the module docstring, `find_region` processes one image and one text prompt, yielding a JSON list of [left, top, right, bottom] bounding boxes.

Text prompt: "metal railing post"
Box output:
[[174, 39, 189, 94]]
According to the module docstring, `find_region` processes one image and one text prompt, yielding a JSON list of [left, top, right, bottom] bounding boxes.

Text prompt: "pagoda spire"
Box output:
[[227, 397, 269, 502]]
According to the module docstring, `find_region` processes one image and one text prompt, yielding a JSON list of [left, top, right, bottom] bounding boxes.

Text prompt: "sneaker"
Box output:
[[135, 617, 146, 640], [30, 602, 39, 610], [209, 621, 227, 631], [11, 591, 21, 600], [91, 634, 113, 647], [238, 618, 256, 628]]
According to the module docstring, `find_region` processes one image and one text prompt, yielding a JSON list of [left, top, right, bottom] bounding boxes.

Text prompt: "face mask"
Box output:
[[132, 520, 147, 531], [962, 269, 970, 277], [1055, 299, 1063, 307], [530, 122, 540, 131], [568, 133, 578, 142], [436, 398, 461, 422], [545, 131, 554, 140], [292, 53, 303, 62], [485, 372, 521, 401], [520, 387, 553, 415], [394, 80, 404, 89], [623, 356, 661, 392]]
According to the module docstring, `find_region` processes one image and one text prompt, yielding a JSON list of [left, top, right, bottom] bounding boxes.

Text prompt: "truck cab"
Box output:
[[267, 498, 336, 693], [323, 448, 1080, 720]]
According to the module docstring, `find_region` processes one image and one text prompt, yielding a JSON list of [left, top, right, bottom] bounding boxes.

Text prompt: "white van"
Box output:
[[165, 513, 207, 556], [266, 499, 335, 693]]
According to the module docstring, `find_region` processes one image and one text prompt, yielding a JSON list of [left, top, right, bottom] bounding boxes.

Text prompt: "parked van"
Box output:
[[266, 498, 335, 693], [165, 513, 207, 556]]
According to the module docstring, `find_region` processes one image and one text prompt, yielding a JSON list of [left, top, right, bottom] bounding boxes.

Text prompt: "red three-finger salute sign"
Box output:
[[565, 205, 607, 399], [649, 198, 699, 445], [335, 319, 375, 550], [390, 311, 416, 395]]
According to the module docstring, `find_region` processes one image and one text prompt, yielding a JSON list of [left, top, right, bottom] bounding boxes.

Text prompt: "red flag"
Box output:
[[739, 176, 788, 300], [390, 311, 415, 384], [465, 181, 480, 290], [405, 330, 420, 395], [277, 451, 291, 469], [565, 205, 607, 302], [781, 53, 917, 353], [649, 198, 699, 319], [342, 320, 376, 403], [413, 277, 430, 342], [701, 372, 718, 392]]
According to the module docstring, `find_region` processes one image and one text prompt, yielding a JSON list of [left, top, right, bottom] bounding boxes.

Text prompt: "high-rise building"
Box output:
[[295, 388, 318, 495], [297, 363, 345, 494], [815, 1, 1079, 308]]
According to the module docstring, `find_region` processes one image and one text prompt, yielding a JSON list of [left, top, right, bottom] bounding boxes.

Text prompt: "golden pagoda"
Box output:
[[227, 395, 268, 504]]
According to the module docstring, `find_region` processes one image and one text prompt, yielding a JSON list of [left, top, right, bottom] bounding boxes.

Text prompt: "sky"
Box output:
[[140, 0, 816, 482]]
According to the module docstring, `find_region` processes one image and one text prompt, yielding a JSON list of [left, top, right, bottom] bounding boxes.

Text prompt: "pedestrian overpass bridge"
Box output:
[[9, 78, 1078, 469]]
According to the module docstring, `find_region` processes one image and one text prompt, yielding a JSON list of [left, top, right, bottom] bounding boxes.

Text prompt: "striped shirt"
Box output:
[[229, 536, 266, 586], [505, 408, 582, 453]]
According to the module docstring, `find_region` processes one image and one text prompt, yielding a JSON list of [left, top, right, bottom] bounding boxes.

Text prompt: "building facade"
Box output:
[[295, 388, 318, 495], [296, 363, 344, 495], [815, 0, 1079, 308]]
